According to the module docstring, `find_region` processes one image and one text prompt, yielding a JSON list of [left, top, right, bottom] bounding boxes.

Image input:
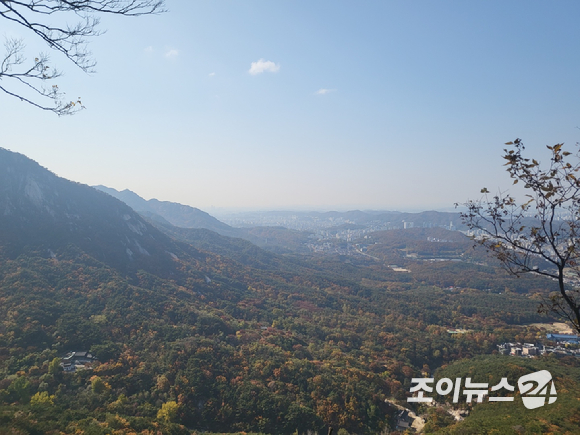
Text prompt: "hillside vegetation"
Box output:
[[0, 148, 574, 434]]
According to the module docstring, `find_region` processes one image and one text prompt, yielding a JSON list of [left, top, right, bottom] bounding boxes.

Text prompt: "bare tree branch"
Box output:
[[0, 0, 166, 115]]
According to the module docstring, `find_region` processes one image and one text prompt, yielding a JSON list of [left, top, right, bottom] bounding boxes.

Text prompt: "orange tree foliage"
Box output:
[[0, 239, 556, 434]]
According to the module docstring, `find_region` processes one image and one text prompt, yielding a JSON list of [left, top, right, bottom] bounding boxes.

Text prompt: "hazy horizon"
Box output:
[[94, 182, 462, 215], [3, 1, 580, 210]]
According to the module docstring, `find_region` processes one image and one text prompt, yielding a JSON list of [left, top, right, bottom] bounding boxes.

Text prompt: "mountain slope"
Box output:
[[0, 148, 184, 275], [94, 185, 313, 253], [143, 216, 306, 271], [0, 148, 568, 435], [94, 185, 235, 235]]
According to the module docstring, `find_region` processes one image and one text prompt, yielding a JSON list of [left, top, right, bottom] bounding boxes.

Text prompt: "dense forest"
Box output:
[[0, 148, 576, 434], [0, 242, 565, 434]]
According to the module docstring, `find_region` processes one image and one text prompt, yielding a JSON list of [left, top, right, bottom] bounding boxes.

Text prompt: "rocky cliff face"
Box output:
[[0, 148, 186, 276]]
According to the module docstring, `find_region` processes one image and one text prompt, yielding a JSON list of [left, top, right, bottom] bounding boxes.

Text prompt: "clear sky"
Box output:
[[2, 1, 580, 212]]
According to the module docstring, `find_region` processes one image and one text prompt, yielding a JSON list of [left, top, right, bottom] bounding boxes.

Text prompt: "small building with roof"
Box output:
[[60, 351, 98, 372]]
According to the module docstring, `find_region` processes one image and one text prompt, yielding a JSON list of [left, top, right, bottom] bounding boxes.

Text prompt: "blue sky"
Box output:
[[2, 1, 580, 212]]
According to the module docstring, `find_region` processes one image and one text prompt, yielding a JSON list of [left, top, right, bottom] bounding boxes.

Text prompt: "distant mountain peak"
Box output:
[[0, 149, 181, 275], [94, 185, 234, 233]]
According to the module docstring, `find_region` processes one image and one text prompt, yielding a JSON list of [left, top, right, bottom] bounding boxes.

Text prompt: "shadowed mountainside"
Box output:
[[94, 185, 312, 253], [94, 185, 235, 235], [0, 148, 192, 276]]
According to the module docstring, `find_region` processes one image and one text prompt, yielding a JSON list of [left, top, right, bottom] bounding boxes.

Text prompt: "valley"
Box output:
[[0, 148, 579, 434]]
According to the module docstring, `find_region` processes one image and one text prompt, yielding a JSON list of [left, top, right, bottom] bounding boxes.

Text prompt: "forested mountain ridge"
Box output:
[[0, 148, 190, 276], [145, 217, 295, 271], [95, 185, 313, 254], [94, 185, 236, 236], [0, 148, 577, 434]]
